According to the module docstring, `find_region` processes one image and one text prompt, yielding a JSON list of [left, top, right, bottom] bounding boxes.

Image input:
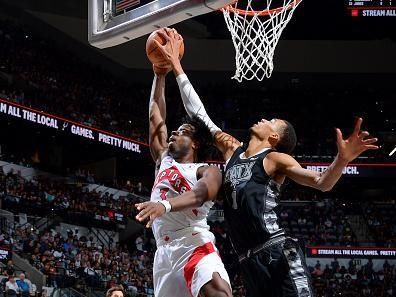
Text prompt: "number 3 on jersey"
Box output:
[[160, 188, 168, 200]]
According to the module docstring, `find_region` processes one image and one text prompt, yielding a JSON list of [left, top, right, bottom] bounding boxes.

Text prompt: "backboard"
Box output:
[[88, 0, 235, 48]]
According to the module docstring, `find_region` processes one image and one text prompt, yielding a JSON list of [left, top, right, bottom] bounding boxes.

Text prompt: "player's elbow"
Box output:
[[318, 184, 333, 192], [149, 112, 157, 122], [196, 168, 221, 203], [192, 183, 215, 205], [313, 175, 333, 192], [196, 197, 206, 207], [191, 191, 206, 207]]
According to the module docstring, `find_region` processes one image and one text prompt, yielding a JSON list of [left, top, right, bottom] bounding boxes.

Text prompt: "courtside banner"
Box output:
[[307, 246, 396, 259], [301, 162, 396, 178], [0, 98, 147, 154], [0, 246, 10, 261], [206, 161, 396, 178]]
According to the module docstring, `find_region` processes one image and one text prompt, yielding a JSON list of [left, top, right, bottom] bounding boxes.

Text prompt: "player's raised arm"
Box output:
[[269, 118, 378, 192], [148, 68, 169, 164], [154, 28, 241, 160]]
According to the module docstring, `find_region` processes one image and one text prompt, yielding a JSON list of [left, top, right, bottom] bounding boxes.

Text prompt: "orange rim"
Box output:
[[223, 0, 302, 17]]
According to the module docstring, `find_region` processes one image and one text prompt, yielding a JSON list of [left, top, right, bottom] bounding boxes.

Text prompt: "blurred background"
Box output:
[[0, 0, 395, 296]]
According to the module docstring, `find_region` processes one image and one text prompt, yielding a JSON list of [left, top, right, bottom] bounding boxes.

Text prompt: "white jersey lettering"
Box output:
[[151, 156, 214, 241]]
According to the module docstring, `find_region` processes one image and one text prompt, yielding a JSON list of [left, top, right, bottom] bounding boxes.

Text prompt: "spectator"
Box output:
[[331, 258, 340, 272], [4, 260, 15, 277], [312, 261, 324, 277], [5, 276, 19, 297], [16, 273, 30, 297], [106, 285, 124, 297], [135, 236, 143, 252], [23, 274, 36, 297]]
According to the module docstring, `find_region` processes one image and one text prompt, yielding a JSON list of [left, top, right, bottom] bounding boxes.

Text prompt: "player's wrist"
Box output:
[[335, 153, 350, 165], [158, 200, 172, 213], [171, 60, 184, 76], [175, 73, 187, 84], [153, 65, 171, 76]]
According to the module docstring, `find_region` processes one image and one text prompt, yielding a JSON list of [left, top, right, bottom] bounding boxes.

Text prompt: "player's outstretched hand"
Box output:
[[135, 201, 166, 228], [336, 117, 379, 163], [154, 28, 183, 66]]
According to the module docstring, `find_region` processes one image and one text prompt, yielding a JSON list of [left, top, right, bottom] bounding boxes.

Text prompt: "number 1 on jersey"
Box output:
[[231, 190, 238, 209]]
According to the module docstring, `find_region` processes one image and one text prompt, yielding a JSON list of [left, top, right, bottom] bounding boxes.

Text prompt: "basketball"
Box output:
[[146, 29, 184, 70]]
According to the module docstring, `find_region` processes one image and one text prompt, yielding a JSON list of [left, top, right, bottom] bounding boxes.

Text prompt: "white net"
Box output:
[[222, 0, 302, 82]]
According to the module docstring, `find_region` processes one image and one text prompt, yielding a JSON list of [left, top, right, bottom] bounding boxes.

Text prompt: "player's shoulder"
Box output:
[[266, 150, 288, 159], [263, 151, 299, 178], [265, 151, 297, 166], [197, 164, 221, 178], [158, 150, 172, 163], [154, 150, 171, 170]]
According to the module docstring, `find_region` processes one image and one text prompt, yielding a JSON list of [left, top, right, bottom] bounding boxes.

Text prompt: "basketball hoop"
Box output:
[[222, 0, 302, 82]]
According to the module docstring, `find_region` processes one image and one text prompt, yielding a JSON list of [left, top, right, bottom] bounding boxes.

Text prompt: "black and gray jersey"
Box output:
[[223, 146, 284, 254]]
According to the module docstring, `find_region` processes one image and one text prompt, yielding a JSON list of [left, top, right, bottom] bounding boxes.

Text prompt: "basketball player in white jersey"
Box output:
[[135, 42, 232, 297]]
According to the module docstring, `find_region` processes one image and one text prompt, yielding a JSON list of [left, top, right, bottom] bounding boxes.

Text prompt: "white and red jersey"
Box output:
[[151, 155, 214, 242]]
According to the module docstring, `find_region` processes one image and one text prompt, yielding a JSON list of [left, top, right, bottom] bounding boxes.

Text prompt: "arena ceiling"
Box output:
[[1, 0, 396, 73]]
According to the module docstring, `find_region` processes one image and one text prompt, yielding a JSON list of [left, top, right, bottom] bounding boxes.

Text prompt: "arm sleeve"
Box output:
[[176, 74, 221, 136]]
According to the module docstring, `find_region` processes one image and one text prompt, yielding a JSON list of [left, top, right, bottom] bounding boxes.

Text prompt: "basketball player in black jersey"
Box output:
[[155, 28, 379, 297]]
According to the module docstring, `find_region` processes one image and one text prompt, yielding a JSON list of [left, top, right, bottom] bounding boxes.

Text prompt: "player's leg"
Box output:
[[278, 239, 314, 297], [183, 240, 232, 297], [153, 245, 188, 297], [239, 248, 276, 297], [199, 272, 232, 297]]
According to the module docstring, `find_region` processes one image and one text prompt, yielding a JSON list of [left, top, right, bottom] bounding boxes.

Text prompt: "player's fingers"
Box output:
[[359, 131, 370, 139], [157, 30, 170, 41], [363, 137, 378, 144], [335, 128, 343, 143], [136, 206, 148, 219], [135, 202, 147, 210], [164, 27, 173, 35], [137, 206, 155, 221], [153, 39, 165, 51], [135, 209, 145, 220], [164, 27, 175, 38], [146, 213, 158, 228], [146, 218, 154, 228], [153, 40, 170, 57], [364, 145, 379, 150], [353, 117, 363, 136]]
